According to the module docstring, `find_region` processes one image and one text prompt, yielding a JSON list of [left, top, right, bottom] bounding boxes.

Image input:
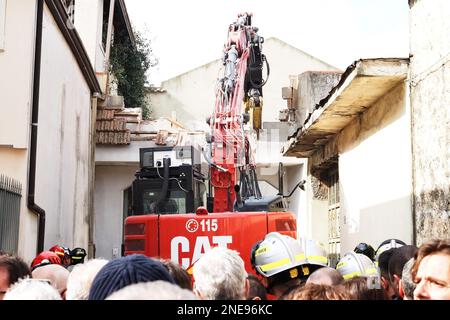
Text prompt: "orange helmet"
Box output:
[[31, 251, 62, 271]]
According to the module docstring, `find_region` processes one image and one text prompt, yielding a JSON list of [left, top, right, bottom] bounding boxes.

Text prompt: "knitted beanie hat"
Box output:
[[88, 254, 175, 300]]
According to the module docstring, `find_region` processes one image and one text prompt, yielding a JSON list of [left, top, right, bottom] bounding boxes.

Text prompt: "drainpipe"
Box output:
[[28, 0, 45, 254]]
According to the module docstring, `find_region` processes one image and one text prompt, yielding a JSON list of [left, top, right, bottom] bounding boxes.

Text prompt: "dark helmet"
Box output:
[[354, 242, 375, 261], [70, 247, 87, 265]]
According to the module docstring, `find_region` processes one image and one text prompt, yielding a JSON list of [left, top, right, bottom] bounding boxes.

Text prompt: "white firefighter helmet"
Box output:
[[302, 238, 328, 267], [336, 251, 378, 280], [251, 232, 307, 279], [374, 239, 406, 263]]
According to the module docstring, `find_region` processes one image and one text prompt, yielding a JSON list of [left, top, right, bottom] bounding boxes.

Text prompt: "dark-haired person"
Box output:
[[387, 245, 418, 299], [0, 254, 31, 300]]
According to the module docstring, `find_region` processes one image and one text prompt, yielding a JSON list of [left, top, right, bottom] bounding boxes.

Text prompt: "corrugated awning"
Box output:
[[283, 58, 409, 158]]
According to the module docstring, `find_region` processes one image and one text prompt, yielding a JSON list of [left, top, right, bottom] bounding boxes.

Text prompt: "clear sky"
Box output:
[[124, 0, 410, 86]]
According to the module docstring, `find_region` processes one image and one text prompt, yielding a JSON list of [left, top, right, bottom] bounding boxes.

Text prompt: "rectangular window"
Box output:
[[62, 0, 75, 26], [0, 0, 6, 52], [328, 168, 340, 268]]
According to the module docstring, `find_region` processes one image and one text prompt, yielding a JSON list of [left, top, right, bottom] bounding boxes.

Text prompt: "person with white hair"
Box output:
[[106, 280, 197, 300], [32, 263, 69, 299], [4, 278, 61, 300], [66, 258, 108, 300], [306, 266, 344, 286], [193, 247, 248, 300]]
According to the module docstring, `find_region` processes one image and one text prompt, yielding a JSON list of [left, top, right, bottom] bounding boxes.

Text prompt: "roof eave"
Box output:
[[283, 58, 409, 158]]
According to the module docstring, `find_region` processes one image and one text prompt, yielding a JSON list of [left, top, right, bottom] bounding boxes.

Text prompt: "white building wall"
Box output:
[[33, 5, 92, 252], [262, 38, 339, 122], [74, 0, 104, 72], [338, 83, 413, 253], [149, 38, 339, 129], [0, 0, 37, 260], [94, 165, 137, 259], [0, 0, 36, 148]]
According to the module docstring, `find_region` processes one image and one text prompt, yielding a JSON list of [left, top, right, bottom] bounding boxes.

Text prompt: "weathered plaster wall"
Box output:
[[312, 83, 413, 253], [34, 5, 92, 252], [148, 38, 339, 130], [409, 0, 450, 244]]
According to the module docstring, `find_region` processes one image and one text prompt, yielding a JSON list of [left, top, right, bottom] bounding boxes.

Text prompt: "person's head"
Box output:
[[280, 283, 351, 300], [251, 232, 307, 298], [32, 263, 69, 299], [412, 239, 450, 300], [0, 254, 31, 300], [377, 248, 396, 299], [69, 247, 87, 266], [88, 254, 175, 300], [246, 274, 267, 300], [354, 243, 376, 261], [399, 258, 416, 300], [387, 245, 418, 298], [106, 280, 197, 300], [342, 276, 388, 300], [160, 259, 193, 290], [65, 258, 109, 300], [4, 278, 61, 300], [49, 245, 72, 267], [31, 251, 62, 271], [306, 267, 344, 286], [375, 239, 406, 263], [193, 247, 248, 300], [336, 252, 378, 281]]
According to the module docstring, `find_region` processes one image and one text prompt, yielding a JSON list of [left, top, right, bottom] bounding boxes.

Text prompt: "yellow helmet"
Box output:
[[302, 239, 328, 268], [336, 252, 378, 280], [251, 232, 307, 279]]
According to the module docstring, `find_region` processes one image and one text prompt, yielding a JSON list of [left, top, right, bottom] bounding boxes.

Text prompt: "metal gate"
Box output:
[[0, 175, 22, 254]]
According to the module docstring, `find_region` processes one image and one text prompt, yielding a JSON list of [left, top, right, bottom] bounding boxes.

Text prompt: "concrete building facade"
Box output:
[[284, 59, 411, 264], [0, 0, 103, 261], [409, 0, 450, 244]]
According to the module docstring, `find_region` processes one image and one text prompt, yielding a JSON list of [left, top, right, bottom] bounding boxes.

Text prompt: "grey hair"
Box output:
[[307, 267, 344, 286], [193, 247, 247, 300], [401, 258, 416, 300], [4, 278, 62, 300], [106, 280, 197, 300], [66, 258, 109, 300]]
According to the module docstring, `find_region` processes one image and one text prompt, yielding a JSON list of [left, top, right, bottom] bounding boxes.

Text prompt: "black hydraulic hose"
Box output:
[[234, 184, 244, 209], [278, 162, 284, 196], [251, 167, 262, 199], [283, 180, 306, 198]]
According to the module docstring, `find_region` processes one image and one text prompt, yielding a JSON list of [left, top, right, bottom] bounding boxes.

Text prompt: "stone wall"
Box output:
[[410, 0, 450, 244]]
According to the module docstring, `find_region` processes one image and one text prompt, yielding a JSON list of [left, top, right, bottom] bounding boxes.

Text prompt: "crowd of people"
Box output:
[[0, 235, 449, 300]]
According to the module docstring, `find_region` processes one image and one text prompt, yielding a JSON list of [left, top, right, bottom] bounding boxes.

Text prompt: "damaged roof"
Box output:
[[283, 58, 409, 158]]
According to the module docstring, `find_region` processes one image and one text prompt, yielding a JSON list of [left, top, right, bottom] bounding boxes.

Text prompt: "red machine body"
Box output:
[[124, 210, 296, 274], [124, 13, 297, 275]]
